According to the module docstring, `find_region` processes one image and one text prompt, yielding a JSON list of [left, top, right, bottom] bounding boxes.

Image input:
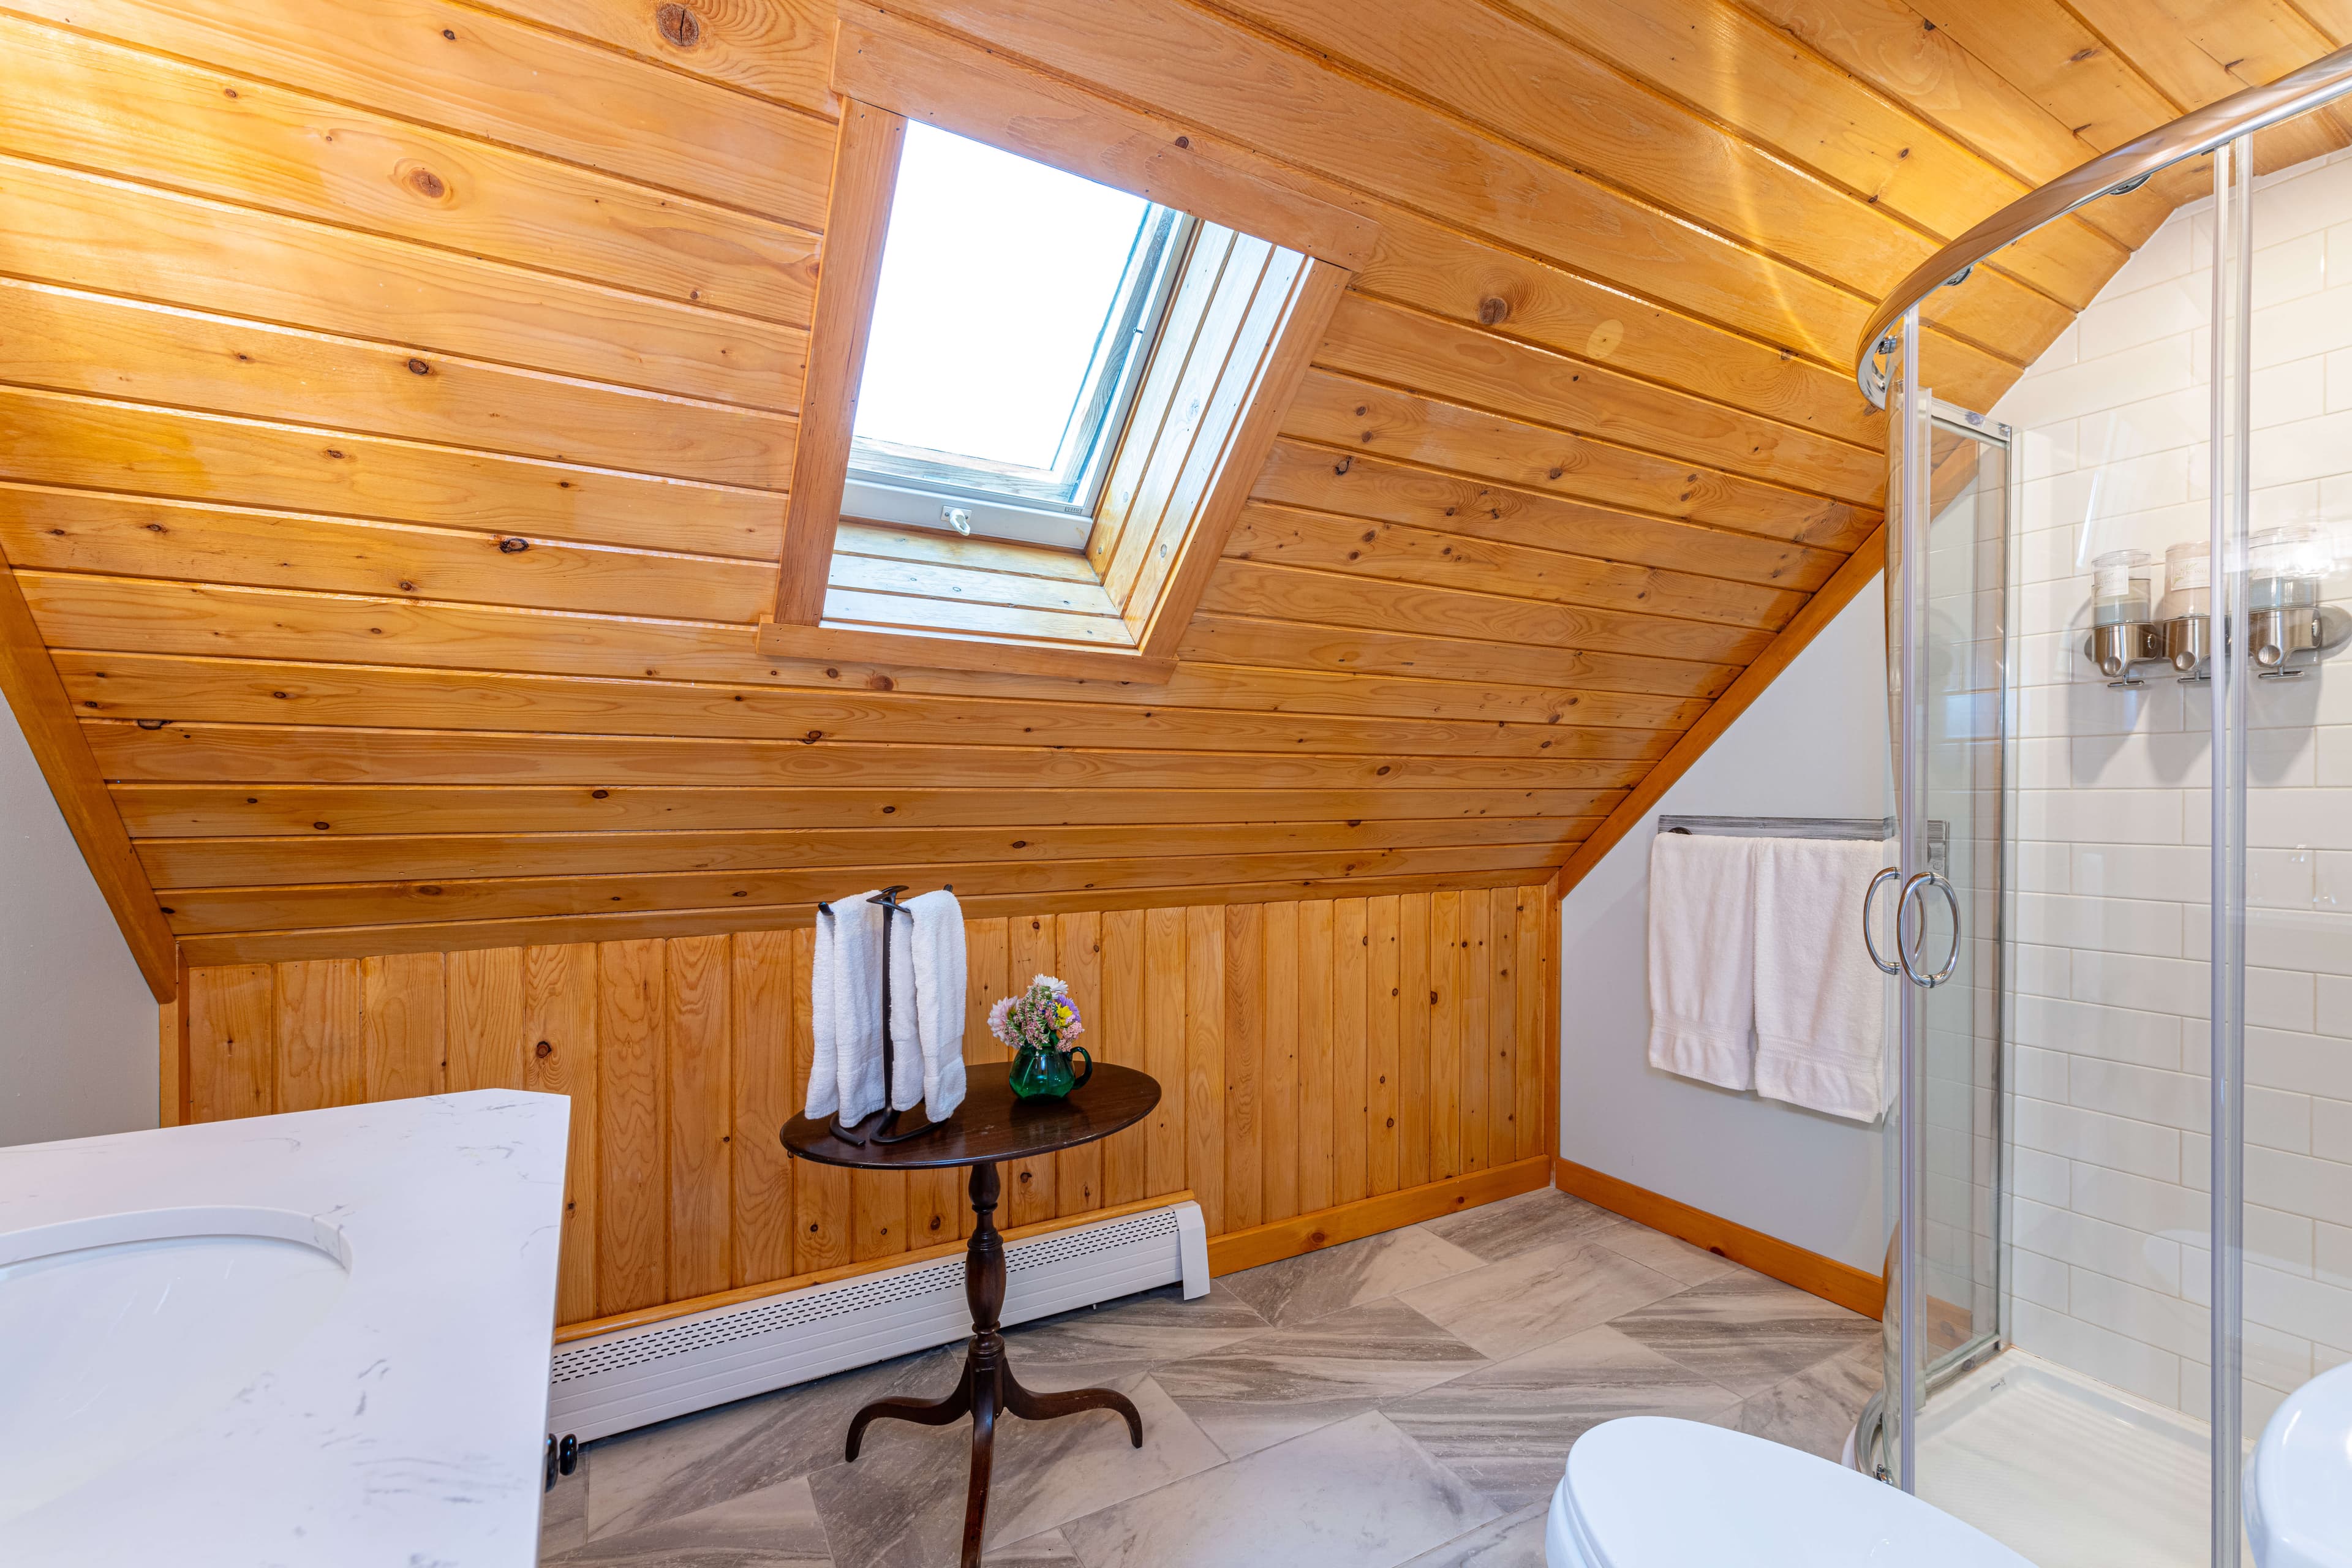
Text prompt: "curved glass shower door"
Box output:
[[1878, 330, 2011, 1491]]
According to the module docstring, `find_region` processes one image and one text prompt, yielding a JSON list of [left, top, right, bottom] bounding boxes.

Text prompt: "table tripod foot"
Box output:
[[1001, 1366, 1144, 1449], [845, 1371, 973, 1463]]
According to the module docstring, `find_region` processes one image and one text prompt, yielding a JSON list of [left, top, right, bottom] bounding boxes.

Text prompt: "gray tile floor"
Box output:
[[540, 1189, 1882, 1567]]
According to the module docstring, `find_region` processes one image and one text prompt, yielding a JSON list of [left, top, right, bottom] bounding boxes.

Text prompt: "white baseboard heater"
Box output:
[[548, 1199, 1209, 1444]]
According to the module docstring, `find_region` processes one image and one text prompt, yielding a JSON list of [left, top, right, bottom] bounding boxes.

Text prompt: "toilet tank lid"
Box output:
[[1561, 1417, 2032, 1568], [2250, 1362, 2352, 1568]]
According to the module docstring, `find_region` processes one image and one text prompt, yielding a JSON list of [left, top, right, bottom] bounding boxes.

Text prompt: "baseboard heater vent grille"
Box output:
[[549, 1199, 1208, 1443]]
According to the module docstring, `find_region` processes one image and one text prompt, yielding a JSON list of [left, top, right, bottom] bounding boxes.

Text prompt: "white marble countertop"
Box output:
[[0, 1090, 569, 1566]]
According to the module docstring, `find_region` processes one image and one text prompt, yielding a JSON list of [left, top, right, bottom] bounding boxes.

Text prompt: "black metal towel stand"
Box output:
[[820, 883, 952, 1148]]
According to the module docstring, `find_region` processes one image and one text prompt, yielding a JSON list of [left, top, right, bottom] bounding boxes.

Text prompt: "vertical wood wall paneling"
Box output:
[[665, 933, 732, 1298], [361, 952, 445, 1102], [1006, 913, 1060, 1226], [273, 957, 361, 1111], [790, 925, 853, 1268], [1296, 899, 1334, 1213], [1396, 892, 1431, 1191], [1261, 899, 1300, 1224], [1055, 911, 1106, 1219], [1222, 901, 1264, 1231], [179, 887, 1551, 1327], [730, 929, 798, 1284], [1332, 897, 1368, 1204], [446, 946, 525, 1092], [1184, 903, 1224, 1234], [526, 941, 600, 1325], [1366, 894, 1400, 1197], [597, 939, 667, 1316]]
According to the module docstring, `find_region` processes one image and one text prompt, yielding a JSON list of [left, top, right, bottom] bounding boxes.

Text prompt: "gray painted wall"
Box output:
[[1557, 582, 1890, 1272], [0, 695, 158, 1147]]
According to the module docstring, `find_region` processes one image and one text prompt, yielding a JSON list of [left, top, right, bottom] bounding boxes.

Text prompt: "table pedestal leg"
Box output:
[[843, 1160, 1146, 1568]]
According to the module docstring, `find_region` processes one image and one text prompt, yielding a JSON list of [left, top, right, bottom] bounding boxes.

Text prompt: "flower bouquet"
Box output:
[[988, 974, 1093, 1100]]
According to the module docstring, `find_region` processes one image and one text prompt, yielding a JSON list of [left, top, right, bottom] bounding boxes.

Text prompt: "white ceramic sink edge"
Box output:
[[0, 1091, 569, 1567]]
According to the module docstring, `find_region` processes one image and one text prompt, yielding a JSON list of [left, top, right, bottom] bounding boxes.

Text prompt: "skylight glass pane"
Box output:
[[854, 123, 1150, 474]]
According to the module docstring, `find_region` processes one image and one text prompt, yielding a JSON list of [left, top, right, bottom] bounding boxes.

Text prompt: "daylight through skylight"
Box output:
[[854, 123, 1155, 475]]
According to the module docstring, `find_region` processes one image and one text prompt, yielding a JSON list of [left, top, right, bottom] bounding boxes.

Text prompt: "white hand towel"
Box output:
[[1753, 839, 1891, 1122], [885, 907, 922, 1114], [829, 890, 888, 1125], [904, 889, 968, 1120], [1646, 832, 1761, 1091], [802, 902, 840, 1120]]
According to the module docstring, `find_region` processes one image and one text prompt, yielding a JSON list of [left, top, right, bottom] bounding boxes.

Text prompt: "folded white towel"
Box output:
[[1645, 832, 1761, 1091], [903, 889, 968, 1120], [886, 908, 922, 1114], [802, 902, 840, 1120], [829, 890, 888, 1125], [1753, 839, 1891, 1122]]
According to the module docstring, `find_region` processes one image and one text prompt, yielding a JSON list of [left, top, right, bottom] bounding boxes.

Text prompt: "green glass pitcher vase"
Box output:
[[1009, 1042, 1093, 1101]]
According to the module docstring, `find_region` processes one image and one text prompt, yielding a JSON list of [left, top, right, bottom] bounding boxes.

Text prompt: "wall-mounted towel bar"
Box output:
[[1656, 815, 1949, 876]]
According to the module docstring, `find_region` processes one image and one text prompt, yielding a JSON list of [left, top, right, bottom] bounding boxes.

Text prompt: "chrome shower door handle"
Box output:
[[1861, 865, 1902, 976], [1896, 870, 1963, 988]]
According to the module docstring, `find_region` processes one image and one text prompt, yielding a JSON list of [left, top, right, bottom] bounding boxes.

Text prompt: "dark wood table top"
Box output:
[[781, 1061, 1159, 1170]]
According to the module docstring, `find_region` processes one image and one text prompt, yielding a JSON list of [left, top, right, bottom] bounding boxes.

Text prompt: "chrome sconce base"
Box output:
[[2082, 605, 2350, 685]]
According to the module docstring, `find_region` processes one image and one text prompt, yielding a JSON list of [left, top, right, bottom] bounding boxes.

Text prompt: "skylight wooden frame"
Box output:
[[760, 4, 1376, 683]]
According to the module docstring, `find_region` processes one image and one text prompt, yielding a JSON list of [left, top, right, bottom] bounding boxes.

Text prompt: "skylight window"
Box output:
[[846, 122, 1191, 548]]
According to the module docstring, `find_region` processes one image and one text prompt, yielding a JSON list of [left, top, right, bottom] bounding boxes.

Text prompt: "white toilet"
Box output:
[[1548, 1362, 2352, 1567], [1543, 1417, 2029, 1566]]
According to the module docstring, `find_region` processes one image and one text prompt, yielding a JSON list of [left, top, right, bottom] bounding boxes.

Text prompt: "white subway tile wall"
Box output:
[[1986, 146, 2352, 1428]]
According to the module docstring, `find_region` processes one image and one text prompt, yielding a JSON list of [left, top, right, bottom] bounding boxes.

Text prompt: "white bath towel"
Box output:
[[828, 889, 888, 1125], [802, 901, 840, 1120], [904, 889, 968, 1120], [1646, 832, 1762, 1091], [1753, 839, 1891, 1121]]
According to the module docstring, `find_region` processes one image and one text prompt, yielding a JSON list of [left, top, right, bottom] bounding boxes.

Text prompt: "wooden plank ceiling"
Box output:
[[0, 0, 2339, 967]]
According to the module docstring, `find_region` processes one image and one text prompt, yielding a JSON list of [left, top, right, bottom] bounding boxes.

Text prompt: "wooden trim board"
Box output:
[[832, 3, 1377, 269], [1207, 1154, 1551, 1274], [774, 99, 906, 627], [1554, 1156, 1884, 1319], [1550, 526, 1885, 899], [756, 617, 1177, 684], [0, 541, 176, 1000]]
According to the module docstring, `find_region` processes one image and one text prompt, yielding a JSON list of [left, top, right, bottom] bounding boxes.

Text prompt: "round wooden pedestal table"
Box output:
[[780, 1061, 1162, 1567]]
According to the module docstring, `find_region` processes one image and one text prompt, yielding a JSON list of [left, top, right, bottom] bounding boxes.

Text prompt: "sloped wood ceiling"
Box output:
[[0, 0, 2340, 965]]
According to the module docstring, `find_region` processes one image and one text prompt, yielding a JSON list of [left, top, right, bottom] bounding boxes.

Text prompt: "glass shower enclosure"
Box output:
[[1856, 53, 2352, 1567]]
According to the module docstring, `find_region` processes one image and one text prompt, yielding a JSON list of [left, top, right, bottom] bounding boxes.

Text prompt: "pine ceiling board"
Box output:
[[85, 720, 1653, 790], [1175, 615, 1744, 699], [20, 574, 1732, 715], [0, 286, 796, 490], [1348, 213, 1881, 448], [1224, 503, 1810, 631], [114, 784, 1628, 839], [53, 653, 1688, 761], [0, 159, 808, 417], [1208, 0, 1961, 300], [0, 396, 785, 560], [1252, 442, 1844, 592], [140, 815, 1596, 888], [0, 18, 821, 326], [172, 865, 1553, 967], [1197, 561, 1780, 663], [2064, 0, 2352, 157], [1316, 297, 1885, 501], [475, 0, 840, 114], [154, 843, 1570, 935], [888, 0, 1868, 364], [1496, 0, 2127, 290], [1734, 0, 2169, 246], [6, 0, 835, 224], [1281, 372, 1882, 548], [1, 495, 778, 624]]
